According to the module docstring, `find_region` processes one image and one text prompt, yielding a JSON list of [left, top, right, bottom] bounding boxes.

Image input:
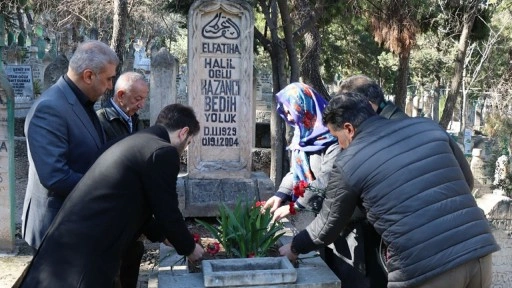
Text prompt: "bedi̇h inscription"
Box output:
[[188, 0, 254, 179]]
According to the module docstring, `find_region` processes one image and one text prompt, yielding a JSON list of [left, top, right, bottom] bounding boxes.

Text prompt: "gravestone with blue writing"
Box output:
[[180, 0, 273, 217], [5, 65, 33, 103]]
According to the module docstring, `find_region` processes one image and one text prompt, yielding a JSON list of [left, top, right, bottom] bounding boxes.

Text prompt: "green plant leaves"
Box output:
[[196, 198, 284, 258]]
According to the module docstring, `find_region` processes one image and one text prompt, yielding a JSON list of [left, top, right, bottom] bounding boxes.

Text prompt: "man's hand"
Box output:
[[279, 243, 298, 262], [187, 243, 204, 263], [262, 196, 283, 213], [272, 205, 291, 222]]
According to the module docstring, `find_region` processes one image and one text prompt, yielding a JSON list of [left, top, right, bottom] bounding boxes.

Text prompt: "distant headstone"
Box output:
[[134, 46, 151, 71], [0, 62, 15, 253], [491, 228, 512, 287], [255, 72, 272, 123], [149, 48, 178, 125], [43, 54, 68, 91], [5, 65, 33, 102], [25, 46, 45, 96], [471, 148, 492, 197], [176, 65, 188, 105], [405, 95, 413, 116], [463, 128, 472, 155]]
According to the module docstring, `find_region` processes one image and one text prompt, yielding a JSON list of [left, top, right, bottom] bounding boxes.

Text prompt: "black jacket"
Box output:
[[293, 116, 499, 288], [97, 99, 145, 142], [19, 125, 195, 287]]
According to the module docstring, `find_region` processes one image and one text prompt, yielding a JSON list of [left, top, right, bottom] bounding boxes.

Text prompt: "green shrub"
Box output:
[[196, 198, 284, 258]]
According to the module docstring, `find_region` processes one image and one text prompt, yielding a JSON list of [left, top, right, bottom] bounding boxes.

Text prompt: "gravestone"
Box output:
[[182, 0, 273, 217], [149, 48, 178, 125], [176, 65, 188, 105], [0, 21, 16, 251], [491, 228, 512, 287], [5, 65, 33, 103], [25, 46, 45, 96], [43, 54, 68, 91], [405, 95, 413, 116], [471, 148, 492, 197], [255, 72, 272, 123]]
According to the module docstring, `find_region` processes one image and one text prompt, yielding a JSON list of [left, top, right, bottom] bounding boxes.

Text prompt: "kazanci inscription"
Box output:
[[188, 0, 254, 179]]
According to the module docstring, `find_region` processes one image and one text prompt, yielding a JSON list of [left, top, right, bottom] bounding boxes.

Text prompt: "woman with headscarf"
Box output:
[[263, 82, 338, 218], [263, 82, 382, 288]]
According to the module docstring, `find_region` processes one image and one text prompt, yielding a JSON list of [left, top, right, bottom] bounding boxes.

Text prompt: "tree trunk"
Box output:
[[394, 51, 410, 110], [105, 0, 128, 102], [277, 0, 299, 83], [258, 0, 287, 187], [432, 75, 441, 122], [293, 0, 330, 99], [439, 9, 477, 129]]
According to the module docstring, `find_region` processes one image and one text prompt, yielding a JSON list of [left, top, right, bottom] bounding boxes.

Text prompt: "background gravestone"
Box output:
[[4, 65, 33, 103], [181, 0, 273, 217], [43, 54, 68, 91], [0, 60, 16, 253], [25, 46, 45, 97], [491, 228, 512, 287], [149, 48, 178, 125]]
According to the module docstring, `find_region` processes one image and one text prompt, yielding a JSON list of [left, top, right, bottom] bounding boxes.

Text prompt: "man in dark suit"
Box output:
[[97, 71, 149, 288], [16, 104, 205, 287], [21, 40, 119, 249]]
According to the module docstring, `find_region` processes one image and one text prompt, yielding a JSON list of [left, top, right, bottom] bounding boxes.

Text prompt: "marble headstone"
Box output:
[[187, 0, 254, 179], [0, 67, 15, 252]]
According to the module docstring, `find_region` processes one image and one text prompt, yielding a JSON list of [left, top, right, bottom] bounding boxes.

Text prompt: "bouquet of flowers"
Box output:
[[289, 180, 326, 215]]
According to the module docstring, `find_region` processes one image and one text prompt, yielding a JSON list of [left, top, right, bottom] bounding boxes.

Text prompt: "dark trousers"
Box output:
[[115, 240, 145, 288], [321, 221, 387, 288]]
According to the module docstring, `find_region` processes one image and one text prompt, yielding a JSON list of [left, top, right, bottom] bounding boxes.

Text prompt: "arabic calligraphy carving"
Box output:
[[202, 12, 240, 40]]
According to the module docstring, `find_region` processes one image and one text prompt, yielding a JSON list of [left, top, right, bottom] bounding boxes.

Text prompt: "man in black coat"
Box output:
[[97, 71, 149, 288], [16, 104, 204, 287]]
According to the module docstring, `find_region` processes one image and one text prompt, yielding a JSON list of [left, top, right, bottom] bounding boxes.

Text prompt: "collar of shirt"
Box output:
[[63, 74, 95, 107], [110, 98, 133, 132]]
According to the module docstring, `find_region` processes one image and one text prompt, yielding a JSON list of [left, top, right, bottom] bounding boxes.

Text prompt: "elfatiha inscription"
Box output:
[[202, 12, 240, 40]]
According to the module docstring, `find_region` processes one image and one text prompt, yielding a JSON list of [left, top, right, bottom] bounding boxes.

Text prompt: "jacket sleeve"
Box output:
[[448, 135, 474, 190], [26, 100, 83, 197], [144, 146, 195, 256], [296, 143, 341, 212], [292, 160, 359, 254]]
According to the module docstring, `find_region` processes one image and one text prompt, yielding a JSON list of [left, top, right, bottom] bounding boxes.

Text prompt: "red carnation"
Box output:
[[247, 252, 256, 258], [255, 201, 266, 208], [289, 202, 297, 215], [293, 180, 308, 198], [206, 242, 221, 256], [192, 233, 201, 244]]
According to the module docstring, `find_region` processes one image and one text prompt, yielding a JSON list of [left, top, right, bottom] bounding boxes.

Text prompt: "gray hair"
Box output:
[[114, 72, 147, 94], [68, 40, 119, 74]]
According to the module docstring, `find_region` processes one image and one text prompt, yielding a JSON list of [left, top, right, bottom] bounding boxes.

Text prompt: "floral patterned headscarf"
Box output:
[[275, 83, 337, 191]]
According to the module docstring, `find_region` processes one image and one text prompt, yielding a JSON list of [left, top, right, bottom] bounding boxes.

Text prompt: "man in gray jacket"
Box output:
[[280, 92, 499, 288]]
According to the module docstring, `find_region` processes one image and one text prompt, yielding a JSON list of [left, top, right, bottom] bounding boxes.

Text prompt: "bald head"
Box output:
[[113, 72, 149, 117]]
